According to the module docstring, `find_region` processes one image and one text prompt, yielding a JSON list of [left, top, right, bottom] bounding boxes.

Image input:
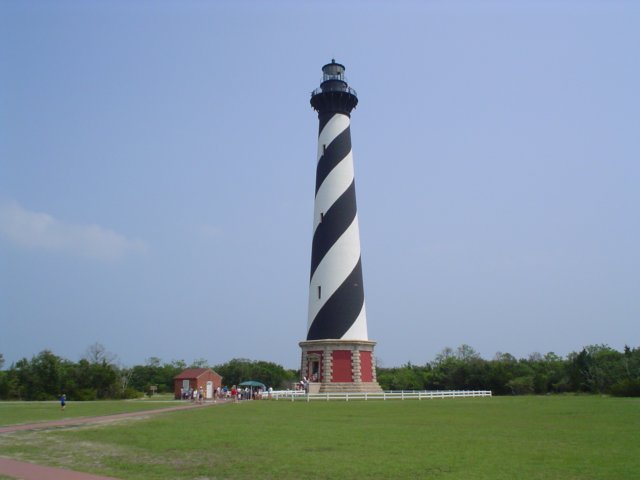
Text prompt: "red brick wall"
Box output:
[[174, 371, 223, 399], [332, 350, 353, 382], [360, 351, 373, 382]]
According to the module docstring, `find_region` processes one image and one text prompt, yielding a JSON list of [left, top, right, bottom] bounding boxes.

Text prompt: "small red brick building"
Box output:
[[174, 368, 223, 400]]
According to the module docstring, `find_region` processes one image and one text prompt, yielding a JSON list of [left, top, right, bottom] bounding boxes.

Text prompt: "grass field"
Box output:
[[0, 398, 180, 426], [1, 396, 638, 479]]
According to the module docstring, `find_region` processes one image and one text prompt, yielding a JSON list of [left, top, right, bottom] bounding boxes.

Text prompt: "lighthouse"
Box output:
[[299, 60, 382, 393]]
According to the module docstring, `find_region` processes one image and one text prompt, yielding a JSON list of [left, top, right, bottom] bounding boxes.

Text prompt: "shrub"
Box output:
[[610, 379, 640, 397], [507, 376, 535, 395], [120, 388, 144, 399]]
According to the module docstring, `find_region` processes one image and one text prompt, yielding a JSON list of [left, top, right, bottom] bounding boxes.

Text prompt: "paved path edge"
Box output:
[[0, 457, 121, 480]]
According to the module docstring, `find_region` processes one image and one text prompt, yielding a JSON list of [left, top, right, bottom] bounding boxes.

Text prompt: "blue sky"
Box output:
[[1, 1, 638, 369]]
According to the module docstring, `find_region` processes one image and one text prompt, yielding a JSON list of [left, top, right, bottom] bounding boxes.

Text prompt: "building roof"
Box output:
[[174, 368, 221, 380]]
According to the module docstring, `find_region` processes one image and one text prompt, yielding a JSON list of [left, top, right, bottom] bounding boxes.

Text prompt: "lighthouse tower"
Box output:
[[299, 60, 382, 393]]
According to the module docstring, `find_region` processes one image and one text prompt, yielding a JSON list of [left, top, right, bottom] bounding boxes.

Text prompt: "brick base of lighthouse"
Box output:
[[299, 340, 383, 393]]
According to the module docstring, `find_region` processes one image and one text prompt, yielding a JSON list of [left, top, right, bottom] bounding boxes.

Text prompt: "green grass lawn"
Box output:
[[1, 396, 638, 479], [0, 399, 181, 426]]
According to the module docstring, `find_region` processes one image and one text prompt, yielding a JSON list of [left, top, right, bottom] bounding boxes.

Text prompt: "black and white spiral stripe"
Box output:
[[307, 113, 368, 341]]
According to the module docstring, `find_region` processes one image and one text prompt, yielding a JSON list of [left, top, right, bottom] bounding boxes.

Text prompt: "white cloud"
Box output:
[[0, 202, 147, 261]]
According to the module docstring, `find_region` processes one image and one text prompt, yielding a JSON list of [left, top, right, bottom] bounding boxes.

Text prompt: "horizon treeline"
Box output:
[[377, 344, 640, 397], [0, 343, 638, 400]]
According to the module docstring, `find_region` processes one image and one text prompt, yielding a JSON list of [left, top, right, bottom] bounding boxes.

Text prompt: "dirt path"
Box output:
[[0, 400, 226, 479], [0, 401, 219, 433]]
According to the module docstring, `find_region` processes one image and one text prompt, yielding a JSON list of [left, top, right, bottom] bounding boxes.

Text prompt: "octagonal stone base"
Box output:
[[299, 339, 383, 393]]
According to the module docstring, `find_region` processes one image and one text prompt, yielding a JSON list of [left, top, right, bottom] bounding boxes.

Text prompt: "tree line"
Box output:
[[0, 344, 298, 401], [376, 344, 640, 396], [0, 343, 638, 400]]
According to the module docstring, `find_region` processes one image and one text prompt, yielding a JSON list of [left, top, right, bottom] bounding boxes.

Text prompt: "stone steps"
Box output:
[[317, 382, 383, 394]]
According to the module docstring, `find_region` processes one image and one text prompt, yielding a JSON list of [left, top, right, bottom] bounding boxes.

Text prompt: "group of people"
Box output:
[[229, 385, 271, 402], [180, 386, 208, 402], [179, 385, 273, 402]]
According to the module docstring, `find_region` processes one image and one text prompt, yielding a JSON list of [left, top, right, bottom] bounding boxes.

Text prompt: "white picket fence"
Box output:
[[268, 390, 492, 402]]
